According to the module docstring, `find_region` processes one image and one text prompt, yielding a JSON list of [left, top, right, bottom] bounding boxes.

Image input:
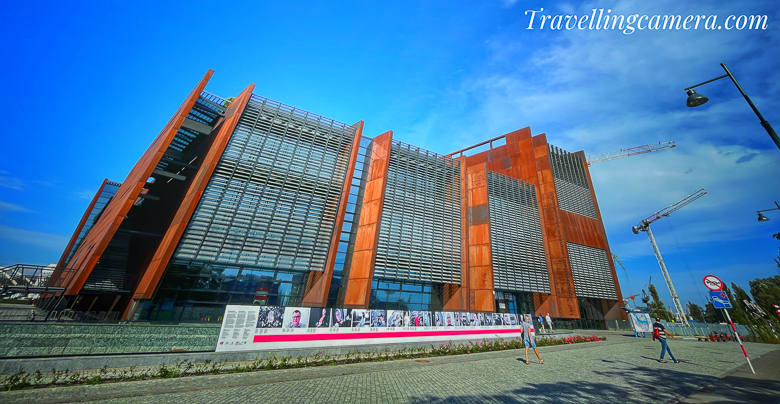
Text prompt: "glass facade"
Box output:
[[494, 291, 534, 315], [369, 278, 444, 312], [139, 260, 308, 321], [147, 95, 357, 319], [328, 137, 373, 307], [63, 180, 121, 267]]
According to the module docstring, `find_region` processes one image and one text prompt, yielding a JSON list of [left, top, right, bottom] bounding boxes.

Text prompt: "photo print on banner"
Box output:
[[387, 310, 406, 327], [434, 312, 444, 326], [460, 312, 470, 326], [493, 313, 504, 325], [371, 310, 387, 327], [409, 311, 427, 327], [332, 309, 353, 328], [309, 308, 330, 328], [353, 309, 370, 328], [257, 306, 284, 328], [283, 307, 309, 328], [441, 311, 456, 326]]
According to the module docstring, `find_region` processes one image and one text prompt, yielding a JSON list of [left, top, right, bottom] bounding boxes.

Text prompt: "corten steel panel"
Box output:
[[129, 83, 254, 303], [576, 150, 625, 320], [343, 131, 393, 309], [533, 135, 579, 319], [447, 163, 494, 312], [462, 129, 573, 317], [467, 164, 493, 312], [50, 178, 109, 290], [460, 126, 622, 317], [302, 121, 365, 307], [64, 70, 214, 295], [444, 155, 471, 311]]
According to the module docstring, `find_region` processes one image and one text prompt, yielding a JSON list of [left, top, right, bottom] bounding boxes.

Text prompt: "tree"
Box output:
[[687, 301, 705, 322], [749, 274, 780, 322], [722, 284, 750, 326], [704, 301, 725, 323], [648, 284, 673, 321]]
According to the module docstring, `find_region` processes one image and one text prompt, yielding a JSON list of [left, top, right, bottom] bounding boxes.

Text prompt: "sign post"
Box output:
[[703, 276, 755, 374]]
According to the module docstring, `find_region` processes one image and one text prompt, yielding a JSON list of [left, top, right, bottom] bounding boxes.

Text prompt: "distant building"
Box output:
[[41, 70, 624, 325]]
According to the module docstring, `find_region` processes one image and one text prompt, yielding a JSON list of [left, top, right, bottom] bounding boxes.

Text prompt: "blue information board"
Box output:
[[710, 291, 732, 309]]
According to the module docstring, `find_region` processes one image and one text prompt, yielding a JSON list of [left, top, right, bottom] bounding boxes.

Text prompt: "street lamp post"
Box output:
[[756, 201, 780, 222], [685, 63, 780, 151]]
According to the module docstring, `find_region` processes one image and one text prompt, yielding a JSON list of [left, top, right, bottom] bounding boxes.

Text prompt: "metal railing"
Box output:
[[1, 264, 77, 297], [0, 306, 121, 323]]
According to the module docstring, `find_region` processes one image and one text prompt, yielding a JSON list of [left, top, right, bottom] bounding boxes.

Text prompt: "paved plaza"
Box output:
[[2, 332, 779, 403]]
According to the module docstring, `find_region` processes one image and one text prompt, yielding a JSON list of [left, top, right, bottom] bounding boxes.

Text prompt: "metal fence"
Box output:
[[606, 319, 751, 336], [0, 305, 121, 323], [661, 321, 750, 337]]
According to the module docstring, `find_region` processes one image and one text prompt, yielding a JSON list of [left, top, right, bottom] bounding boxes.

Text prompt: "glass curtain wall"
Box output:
[[145, 96, 357, 321]]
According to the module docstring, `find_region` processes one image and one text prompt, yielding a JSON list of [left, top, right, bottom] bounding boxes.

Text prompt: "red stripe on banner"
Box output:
[[253, 328, 522, 343]]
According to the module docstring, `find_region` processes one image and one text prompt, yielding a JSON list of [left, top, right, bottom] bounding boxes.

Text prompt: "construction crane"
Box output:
[[587, 141, 676, 166], [611, 253, 629, 284], [632, 189, 707, 327]]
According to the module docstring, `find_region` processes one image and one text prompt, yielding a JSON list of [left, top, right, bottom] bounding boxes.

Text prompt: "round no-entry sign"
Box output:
[[703, 275, 723, 291]]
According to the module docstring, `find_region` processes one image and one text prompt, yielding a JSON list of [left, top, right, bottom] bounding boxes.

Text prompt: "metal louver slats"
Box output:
[[567, 242, 617, 299], [487, 171, 550, 293], [172, 96, 357, 273], [548, 145, 597, 219], [374, 141, 462, 284]]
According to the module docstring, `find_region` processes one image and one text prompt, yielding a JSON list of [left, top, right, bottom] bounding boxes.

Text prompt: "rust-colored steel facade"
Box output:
[[60, 71, 214, 296], [45, 72, 624, 323]]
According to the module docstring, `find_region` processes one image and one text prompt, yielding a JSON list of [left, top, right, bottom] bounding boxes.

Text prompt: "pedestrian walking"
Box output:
[[521, 315, 543, 365], [545, 313, 553, 332], [652, 317, 679, 363], [538, 314, 545, 333]]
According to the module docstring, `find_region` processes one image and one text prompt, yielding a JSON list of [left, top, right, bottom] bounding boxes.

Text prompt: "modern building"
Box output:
[[40, 70, 625, 326]]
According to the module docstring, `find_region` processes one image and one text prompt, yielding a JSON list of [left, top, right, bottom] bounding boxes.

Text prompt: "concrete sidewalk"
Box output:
[[675, 348, 780, 403], [1, 335, 778, 403], [0, 331, 577, 375]]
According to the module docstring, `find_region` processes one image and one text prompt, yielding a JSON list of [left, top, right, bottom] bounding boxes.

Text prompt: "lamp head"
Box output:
[[758, 212, 770, 222], [632, 225, 641, 234], [686, 89, 709, 107]]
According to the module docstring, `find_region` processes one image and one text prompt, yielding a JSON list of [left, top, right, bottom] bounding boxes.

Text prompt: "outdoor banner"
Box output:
[[216, 305, 524, 352], [628, 312, 653, 333]]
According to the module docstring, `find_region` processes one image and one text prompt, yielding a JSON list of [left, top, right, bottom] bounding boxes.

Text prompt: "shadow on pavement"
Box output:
[[406, 363, 780, 403]]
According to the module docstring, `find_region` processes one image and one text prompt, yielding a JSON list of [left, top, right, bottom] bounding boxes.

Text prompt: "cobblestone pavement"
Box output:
[[3, 334, 778, 404]]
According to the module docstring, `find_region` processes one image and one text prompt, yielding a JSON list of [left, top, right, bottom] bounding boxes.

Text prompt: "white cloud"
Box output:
[[0, 170, 25, 191], [0, 200, 30, 212], [0, 225, 68, 252], [74, 190, 97, 200]]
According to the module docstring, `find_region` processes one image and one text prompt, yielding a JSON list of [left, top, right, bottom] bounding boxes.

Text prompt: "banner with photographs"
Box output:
[[216, 305, 525, 352], [628, 312, 653, 333]]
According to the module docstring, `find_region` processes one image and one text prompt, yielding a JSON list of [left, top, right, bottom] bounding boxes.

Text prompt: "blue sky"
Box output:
[[1, 0, 778, 310]]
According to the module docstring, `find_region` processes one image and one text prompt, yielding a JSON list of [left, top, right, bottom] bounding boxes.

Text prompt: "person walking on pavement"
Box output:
[[521, 315, 543, 365], [538, 314, 545, 333], [545, 313, 553, 332], [653, 317, 679, 363]]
